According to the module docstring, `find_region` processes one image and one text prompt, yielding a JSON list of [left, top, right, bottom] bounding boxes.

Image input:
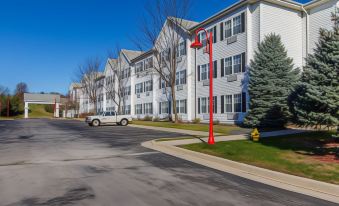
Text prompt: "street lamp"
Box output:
[[190, 28, 215, 145]]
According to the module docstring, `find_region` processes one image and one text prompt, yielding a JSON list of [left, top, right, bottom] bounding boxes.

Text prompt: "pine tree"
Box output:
[[244, 34, 299, 128], [289, 9, 339, 128]]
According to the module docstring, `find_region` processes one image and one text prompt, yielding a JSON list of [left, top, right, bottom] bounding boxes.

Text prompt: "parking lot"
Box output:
[[0, 119, 335, 206]]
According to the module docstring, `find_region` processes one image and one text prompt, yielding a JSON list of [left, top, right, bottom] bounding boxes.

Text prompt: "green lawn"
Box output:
[[182, 131, 339, 184], [132, 120, 246, 135], [9, 104, 54, 119]]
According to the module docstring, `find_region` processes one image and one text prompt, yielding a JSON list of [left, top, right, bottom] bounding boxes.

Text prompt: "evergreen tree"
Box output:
[[289, 9, 339, 128], [244, 34, 299, 128]]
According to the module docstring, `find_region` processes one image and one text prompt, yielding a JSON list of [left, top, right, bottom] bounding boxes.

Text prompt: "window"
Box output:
[[225, 95, 232, 112], [123, 86, 131, 96], [225, 57, 232, 75], [177, 41, 186, 57], [233, 54, 242, 73], [234, 93, 242, 112], [135, 83, 143, 94], [160, 101, 169, 114], [180, 70, 186, 84], [225, 20, 232, 38], [135, 62, 144, 73], [200, 64, 209, 81], [176, 70, 187, 85], [177, 72, 182, 85], [233, 15, 242, 35], [201, 97, 207, 113], [135, 104, 143, 114], [145, 80, 153, 92], [123, 105, 131, 115], [176, 99, 187, 114], [144, 57, 153, 70], [144, 103, 153, 114], [200, 32, 207, 47]]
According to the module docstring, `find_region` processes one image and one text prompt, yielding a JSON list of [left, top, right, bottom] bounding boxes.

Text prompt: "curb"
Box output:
[[141, 139, 339, 203]]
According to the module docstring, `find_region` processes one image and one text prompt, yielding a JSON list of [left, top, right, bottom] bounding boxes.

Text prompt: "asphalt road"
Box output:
[[0, 119, 336, 206]]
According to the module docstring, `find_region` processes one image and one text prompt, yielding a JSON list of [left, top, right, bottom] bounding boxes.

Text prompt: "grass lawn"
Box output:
[[132, 120, 246, 135], [181, 131, 339, 184], [1, 104, 54, 119]]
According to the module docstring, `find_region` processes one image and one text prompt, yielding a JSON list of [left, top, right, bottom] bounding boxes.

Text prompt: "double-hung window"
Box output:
[[175, 72, 180, 85], [135, 104, 143, 114], [225, 20, 232, 38], [144, 103, 153, 114], [233, 54, 242, 73], [234, 93, 242, 112], [176, 99, 187, 114], [145, 80, 153, 92], [177, 41, 186, 57], [200, 32, 207, 48], [233, 15, 242, 35], [201, 97, 207, 113], [161, 101, 169, 114], [144, 57, 153, 70], [135, 83, 143, 94], [225, 95, 232, 112], [225, 57, 232, 75], [135, 62, 143, 73], [180, 70, 186, 84], [200, 64, 209, 81]]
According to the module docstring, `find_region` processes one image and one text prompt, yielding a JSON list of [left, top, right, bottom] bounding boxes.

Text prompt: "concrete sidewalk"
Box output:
[[129, 124, 223, 136], [142, 133, 339, 204]]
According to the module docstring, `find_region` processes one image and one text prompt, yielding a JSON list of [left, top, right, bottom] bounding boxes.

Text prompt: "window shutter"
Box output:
[[198, 34, 201, 50], [159, 102, 161, 114], [214, 96, 217, 113], [197, 65, 200, 81], [241, 12, 245, 33], [198, 98, 200, 114], [143, 82, 145, 93], [221, 95, 224, 113], [220, 22, 224, 41], [221, 59, 224, 77], [241, 52, 246, 72], [213, 26, 217, 43], [135, 85, 137, 94], [183, 40, 187, 55], [242, 92, 247, 112], [213, 60, 217, 78], [159, 78, 161, 89]]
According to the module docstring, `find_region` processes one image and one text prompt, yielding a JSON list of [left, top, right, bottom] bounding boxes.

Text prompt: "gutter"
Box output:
[[301, 5, 309, 56]]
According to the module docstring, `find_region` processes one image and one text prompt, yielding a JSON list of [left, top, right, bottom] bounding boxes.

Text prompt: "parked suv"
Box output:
[[85, 111, 132, 127]]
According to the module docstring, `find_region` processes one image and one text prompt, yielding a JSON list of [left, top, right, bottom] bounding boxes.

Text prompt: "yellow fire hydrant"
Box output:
[[251, 128, 260, 142]]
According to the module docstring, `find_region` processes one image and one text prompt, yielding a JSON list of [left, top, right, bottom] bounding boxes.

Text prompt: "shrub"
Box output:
[[192, 118, 201, 124], [143, 115, 152, 121], [153, 116, 160, 122], [213, 120, 220, 125]]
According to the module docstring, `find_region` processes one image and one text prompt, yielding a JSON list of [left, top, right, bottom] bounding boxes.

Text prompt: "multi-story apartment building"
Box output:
[[74, 0, 338, 123]]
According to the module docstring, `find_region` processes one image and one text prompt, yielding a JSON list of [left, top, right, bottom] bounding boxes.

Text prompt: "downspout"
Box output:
[[301, 6, 309, 57]]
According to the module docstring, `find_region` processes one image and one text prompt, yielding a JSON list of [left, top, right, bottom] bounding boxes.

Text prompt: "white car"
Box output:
[[85, 111, 132, 127]]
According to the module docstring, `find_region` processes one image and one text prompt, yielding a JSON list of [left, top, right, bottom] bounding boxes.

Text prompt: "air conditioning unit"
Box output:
[[203, 80, 209, 86], [176, 56, 182, 63], [136, 74, 140, 78], [137, 94, 140, 98], [227, 74, 237, 82], [227, 35, 237, 45], [176, 85, 183, 91], [146, 92, 150, 96]]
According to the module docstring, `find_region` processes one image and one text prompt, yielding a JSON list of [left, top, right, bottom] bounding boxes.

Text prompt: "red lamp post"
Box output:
[[190, 28, 215, 145]]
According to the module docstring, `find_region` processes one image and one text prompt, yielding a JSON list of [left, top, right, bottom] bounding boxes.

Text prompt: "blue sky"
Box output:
[[0, 0, 311, 94]]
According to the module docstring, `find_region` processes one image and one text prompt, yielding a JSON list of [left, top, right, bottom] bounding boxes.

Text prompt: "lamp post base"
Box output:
[[208, 134, 215, 145]]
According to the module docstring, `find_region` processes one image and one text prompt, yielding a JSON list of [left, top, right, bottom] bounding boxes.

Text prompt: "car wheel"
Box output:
[[120, 119, 128, 126], [88, 123, 93, 126], [92, 119, 100, 127]]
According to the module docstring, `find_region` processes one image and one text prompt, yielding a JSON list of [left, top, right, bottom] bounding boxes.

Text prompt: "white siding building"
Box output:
[[76, 0, 338, 123]]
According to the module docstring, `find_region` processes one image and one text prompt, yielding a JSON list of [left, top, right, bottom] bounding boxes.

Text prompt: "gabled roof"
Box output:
[[168, 16, 199, 31], [70, 82, 82, 88], [131, 49, 154, 63], [121, 49, 144, 62]]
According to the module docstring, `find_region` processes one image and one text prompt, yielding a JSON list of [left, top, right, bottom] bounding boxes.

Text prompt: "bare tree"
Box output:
[[104, 47, 129, 114], [136, 0, 191, 122], [15, 82, 28, 101], [76, 57, 102, 114], [0, 85, 9, 96]]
